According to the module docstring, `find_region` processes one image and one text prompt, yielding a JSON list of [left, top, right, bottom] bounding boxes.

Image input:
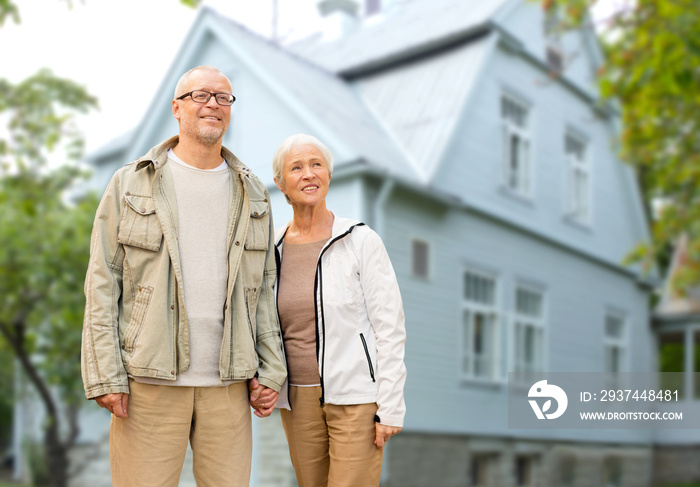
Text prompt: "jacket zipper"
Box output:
[[276, 222, 366, 407], [359, 333, 376, 382], [312, 223, 365, 407]]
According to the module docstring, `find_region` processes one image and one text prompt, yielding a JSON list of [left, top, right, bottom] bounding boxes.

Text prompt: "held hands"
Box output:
[[374, 423, 402, 450], [248, 377, 278, 418], [95, 393, 129, 418]]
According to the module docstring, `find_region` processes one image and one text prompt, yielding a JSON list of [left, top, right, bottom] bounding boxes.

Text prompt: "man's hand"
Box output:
[[95, 393, 129, 418], [248, 377, 278, 418], [374, 423, 402, 450]]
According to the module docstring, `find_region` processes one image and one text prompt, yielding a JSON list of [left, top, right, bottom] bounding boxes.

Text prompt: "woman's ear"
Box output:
[[274, 177, 286, 195]]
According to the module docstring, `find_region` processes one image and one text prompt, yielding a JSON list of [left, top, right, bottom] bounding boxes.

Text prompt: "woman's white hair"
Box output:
[[272, 134, 334, 183], [173, 65, 232, 99]]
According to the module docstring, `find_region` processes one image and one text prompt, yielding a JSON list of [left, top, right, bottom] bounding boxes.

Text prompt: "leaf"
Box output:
[[542, 400, 552, 413]]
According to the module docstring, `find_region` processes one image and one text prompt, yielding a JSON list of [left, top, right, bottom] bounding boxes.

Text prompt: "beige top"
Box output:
[[278, 239, 326, 386], [136, 150, 233, 387]]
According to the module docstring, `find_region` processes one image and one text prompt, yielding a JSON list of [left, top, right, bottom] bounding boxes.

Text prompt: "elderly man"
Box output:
[[81, 65, 286, 486]]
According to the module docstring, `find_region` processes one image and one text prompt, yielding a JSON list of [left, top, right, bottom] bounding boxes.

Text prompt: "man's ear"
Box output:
[[172, 100, 181, 121]]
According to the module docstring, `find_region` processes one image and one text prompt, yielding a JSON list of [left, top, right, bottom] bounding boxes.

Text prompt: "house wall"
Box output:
[[497, 0, 600, 98], [433, 43, 648, 272], [378, 186, 653, 445]]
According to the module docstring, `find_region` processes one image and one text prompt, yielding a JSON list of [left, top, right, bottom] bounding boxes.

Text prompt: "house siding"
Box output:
[[379, 187, 652, 446]]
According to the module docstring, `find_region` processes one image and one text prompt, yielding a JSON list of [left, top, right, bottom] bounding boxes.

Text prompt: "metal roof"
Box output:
[[288, 0, 510, 75], [355, 35, 492, 181], [209, 8, 418, 181]]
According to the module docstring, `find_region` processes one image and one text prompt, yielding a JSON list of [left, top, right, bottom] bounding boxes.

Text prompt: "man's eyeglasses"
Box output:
[[176, 90, 236, 106]]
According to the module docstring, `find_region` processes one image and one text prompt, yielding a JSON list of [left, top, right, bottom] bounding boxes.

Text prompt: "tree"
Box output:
[[0, 2, 201, 485], [0, 69, 98, 487], [542, 0, 700, 289]]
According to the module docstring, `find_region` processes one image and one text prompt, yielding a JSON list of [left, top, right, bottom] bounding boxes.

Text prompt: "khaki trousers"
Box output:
[[110, 380, 251, 487], [280, 386, 383, 487]]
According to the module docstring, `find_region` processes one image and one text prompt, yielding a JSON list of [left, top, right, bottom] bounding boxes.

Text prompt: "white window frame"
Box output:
[[460, 269, 501, 383], [501, 94, 531, 197], [565, 132, 590, 223], [512, 285, 546, 381], [410, 237, 431, 280], [604, 311, 628, 374]]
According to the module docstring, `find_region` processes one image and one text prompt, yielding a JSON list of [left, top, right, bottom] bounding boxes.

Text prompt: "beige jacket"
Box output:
[[81, 136, 286, 399]]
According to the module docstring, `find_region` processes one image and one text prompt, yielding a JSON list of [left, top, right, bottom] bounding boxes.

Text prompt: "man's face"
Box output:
[[172, 69, 232, 146]]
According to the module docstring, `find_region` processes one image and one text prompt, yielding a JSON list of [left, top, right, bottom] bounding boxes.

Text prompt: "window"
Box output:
[[556, 455, 576, 487], [513, 287, 545, 380], [501, 95, 531, 196], [544, 6, 564, 73], [411, 239, 429, 279], [604, 313, 627, 374], [565, 133, 590, 222], [515, 456, 537, 486], [461, 271, 500, 381], [471, 455, 498, 487], [603, 457, 623, 487]]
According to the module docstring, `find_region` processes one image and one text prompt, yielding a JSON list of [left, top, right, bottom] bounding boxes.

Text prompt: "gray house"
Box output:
[[41, 0, 691, 485]]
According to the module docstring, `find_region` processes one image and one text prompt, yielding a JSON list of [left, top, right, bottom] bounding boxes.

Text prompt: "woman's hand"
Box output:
[[374, 423, 402, 450]]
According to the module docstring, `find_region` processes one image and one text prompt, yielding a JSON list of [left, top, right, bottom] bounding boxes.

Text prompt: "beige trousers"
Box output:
[[110, 380, 251, 487], [280, 386, 383, 487]]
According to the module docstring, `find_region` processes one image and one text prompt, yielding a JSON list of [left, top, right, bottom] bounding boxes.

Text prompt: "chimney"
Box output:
[[317, 0, 359, 41]]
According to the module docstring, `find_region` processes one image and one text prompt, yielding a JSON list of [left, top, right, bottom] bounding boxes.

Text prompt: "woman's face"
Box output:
[[276, 143, 331, 208]]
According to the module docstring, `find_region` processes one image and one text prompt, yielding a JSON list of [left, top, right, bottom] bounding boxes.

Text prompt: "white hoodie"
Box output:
[[275, 216, 407, 427]]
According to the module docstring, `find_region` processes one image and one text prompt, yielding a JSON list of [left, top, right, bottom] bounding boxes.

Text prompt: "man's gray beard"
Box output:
[[195, 127, 225, 146]]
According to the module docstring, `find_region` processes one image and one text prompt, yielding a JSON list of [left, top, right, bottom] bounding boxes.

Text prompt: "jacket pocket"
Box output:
[[245, 287, 260, 344], [117, 194, 162, 251], [123, 285, 153, 354], [359, 333, 376, 382], [244, 199, 269, 251]]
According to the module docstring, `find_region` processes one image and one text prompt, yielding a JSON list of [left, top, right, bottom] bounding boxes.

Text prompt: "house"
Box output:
[[65, 0, 670, 485], [650, 234, 700, 485]]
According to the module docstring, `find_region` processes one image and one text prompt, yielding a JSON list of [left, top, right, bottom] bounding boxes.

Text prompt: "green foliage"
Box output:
[[24, 441, 48, 487], [0, 352, 13, 451], [0, 70, 98, 407], [542, 0, 700, 289], [0, 0, 18, 26]]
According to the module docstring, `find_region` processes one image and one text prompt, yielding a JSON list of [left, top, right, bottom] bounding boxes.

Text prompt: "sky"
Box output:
[[0, 0, 321, 155], [0, 0, 620, 159]]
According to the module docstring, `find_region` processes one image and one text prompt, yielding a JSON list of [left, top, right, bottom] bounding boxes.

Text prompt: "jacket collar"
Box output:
[[275, 213, 362, 247], [134, 135, 251, 177]]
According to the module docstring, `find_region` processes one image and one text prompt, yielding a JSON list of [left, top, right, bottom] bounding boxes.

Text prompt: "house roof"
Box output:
[[354, 34, 493, 181], [205, 7, 419, 182], [656, 234, 700, 318], [288, 0, 511, 75]]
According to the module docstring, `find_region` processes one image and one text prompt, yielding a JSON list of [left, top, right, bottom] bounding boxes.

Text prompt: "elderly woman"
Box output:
[[256, 133, 407, 486]]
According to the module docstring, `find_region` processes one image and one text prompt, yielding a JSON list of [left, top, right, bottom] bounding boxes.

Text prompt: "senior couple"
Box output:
[[81, 65, 406, 487]]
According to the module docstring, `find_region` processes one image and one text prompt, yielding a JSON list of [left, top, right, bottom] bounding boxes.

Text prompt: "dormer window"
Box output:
[[544, 6, 564, 73], [501, 94, 531, 197], [565, 132, 590, 223]]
